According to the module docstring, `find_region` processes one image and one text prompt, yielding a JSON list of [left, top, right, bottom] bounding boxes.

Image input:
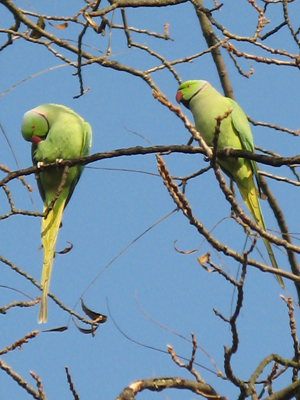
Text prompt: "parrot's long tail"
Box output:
[[38, 198, 66, 323], [237, 177, 284, 287]]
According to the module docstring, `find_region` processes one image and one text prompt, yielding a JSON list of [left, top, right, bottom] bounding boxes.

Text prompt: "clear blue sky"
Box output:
[[1, 1, 300, 399]]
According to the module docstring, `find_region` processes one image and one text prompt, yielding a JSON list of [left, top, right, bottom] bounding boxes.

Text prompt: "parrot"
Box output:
[[176, 80, 283, 287], [21, 104, 92, 323]]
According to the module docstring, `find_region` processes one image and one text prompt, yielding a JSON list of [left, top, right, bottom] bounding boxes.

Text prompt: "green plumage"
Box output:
[[176, 80, 283, 287], [21, 104, 92, 322]]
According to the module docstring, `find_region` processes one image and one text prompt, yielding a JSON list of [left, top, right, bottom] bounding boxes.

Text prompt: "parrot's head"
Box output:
[[176, 80, 210, 109], [21, 109, 50, 145]]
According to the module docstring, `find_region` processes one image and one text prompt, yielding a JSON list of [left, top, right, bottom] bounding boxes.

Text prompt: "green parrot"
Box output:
[[176, 80, 283, 287], [21, 104, 92, 323]]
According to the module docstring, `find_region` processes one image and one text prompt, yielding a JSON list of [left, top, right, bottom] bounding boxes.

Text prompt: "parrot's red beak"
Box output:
[[175, 90, 182, 103], [31, 135, 42, 145]]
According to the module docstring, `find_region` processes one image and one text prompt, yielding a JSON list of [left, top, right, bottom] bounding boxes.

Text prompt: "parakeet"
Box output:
[[176, 80, 283, 287], [21, 104, 92, 323]]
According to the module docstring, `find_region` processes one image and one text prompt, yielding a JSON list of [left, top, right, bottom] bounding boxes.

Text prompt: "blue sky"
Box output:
[[1, 1, 300, 399]]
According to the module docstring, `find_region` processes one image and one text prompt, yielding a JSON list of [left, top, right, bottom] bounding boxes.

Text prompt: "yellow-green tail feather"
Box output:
[[237, 176, 284, 287], [38, 198, 66, 323]]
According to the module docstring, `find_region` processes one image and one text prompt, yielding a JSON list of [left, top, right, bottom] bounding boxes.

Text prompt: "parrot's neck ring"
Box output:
[[193, 82, 210, 99], [32, 109, 51, 137]]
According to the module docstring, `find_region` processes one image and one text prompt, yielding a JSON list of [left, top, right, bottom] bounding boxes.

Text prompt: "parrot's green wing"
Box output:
[[21, 104, 93, 323], [228, 98, 261, 190], [65, 121, 92, 208]]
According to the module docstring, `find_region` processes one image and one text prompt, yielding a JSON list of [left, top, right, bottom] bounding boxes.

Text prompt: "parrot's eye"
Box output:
[[31, 124, 35, 130]]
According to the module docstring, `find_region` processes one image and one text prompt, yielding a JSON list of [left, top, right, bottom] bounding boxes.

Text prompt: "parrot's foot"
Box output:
[[55, 158, 63, 165], [223, 146, 234, 157], [37, 161, 44, 169]]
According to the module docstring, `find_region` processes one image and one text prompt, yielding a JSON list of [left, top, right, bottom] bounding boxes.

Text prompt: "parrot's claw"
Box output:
[[55, 158, 63, 166], [37, 162, 44, 169], [223, 146, 234, 157]]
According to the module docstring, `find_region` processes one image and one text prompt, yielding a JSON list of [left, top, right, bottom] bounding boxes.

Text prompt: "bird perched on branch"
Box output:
[[21, 104, 92, 322], [176, 80, 283, 287]]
